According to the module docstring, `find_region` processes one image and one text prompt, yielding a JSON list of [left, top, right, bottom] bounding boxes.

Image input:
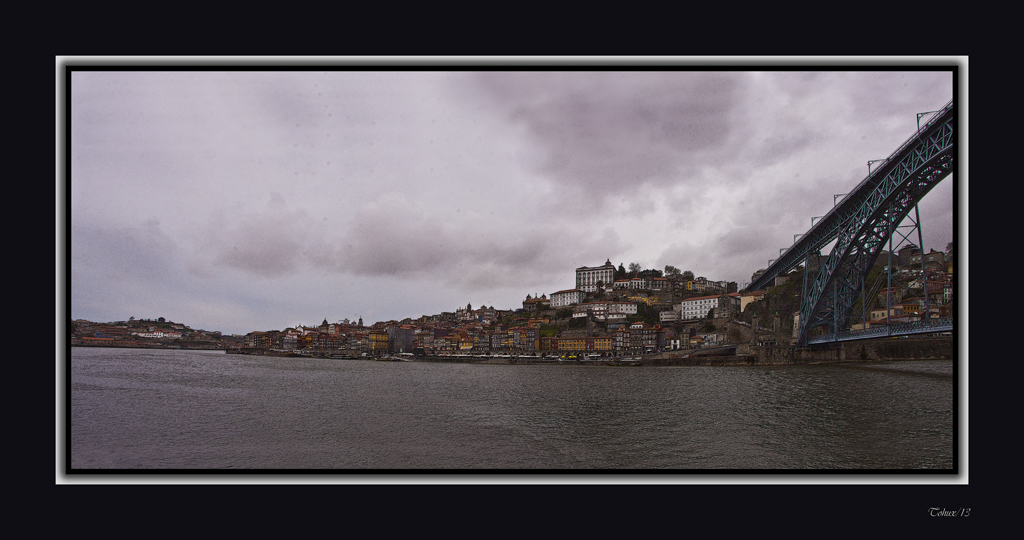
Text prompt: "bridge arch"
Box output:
[[798, 101, 954, 345], [745, 101, 955, 346]]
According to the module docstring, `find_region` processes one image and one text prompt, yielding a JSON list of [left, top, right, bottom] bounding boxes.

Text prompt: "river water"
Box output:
[[67, 347, 957, 472]]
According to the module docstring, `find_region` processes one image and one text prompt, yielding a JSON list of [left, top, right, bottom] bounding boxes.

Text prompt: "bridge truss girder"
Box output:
[[798, 110, 954, 345], [748, 101, 955, 294]]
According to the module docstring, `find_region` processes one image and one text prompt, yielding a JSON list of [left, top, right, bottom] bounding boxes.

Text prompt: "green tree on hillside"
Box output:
[[627, 303, 660, 325]]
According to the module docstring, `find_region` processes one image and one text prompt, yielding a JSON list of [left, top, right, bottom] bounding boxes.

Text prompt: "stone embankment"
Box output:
[[628, 336, 953, 366], [224, 336, 953, 366], [731, 335, 954, 366]]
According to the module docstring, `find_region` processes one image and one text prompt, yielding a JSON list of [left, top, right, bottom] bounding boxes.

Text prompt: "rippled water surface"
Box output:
[[68, 348, 956, 470]]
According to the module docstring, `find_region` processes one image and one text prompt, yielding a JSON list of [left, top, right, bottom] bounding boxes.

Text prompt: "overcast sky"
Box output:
[[64, 61, 960, 335]]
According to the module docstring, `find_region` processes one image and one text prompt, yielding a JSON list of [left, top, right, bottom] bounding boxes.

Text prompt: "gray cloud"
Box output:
[[467, 72, 742, 209], [72, 219, 179, 281], [201, 193, 314, 279], [304, 192, 625, 289]]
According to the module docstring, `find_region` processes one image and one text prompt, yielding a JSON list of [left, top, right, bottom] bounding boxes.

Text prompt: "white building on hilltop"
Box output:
[[575, 259, 616, 293]]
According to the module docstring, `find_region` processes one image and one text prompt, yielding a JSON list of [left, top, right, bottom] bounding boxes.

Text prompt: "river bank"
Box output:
[[216, 335, 953, 367], [71, 343, 227, 351]]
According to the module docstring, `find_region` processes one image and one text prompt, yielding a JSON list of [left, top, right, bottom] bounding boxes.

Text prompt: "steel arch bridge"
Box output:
[[746, 100, 955, 346]]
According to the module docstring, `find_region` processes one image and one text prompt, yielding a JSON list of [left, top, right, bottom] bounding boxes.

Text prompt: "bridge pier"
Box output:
[[795, 343, 847, 363], [739, 342, 845, 364], [847, 336, 952, 361]]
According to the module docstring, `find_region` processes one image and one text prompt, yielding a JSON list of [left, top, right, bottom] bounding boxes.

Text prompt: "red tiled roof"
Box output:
[[683, 294, 723, 301]]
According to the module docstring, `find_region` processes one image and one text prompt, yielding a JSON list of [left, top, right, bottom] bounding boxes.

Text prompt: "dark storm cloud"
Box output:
[[316, 196, 456, 277], [467, 72, 742, 208], [717, 225, 779, 261], [215, 231, 304, 278]]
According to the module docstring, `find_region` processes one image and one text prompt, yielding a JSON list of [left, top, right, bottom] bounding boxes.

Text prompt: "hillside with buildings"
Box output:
[[71, 243, 953, 358], [70, 317, 241, 350]]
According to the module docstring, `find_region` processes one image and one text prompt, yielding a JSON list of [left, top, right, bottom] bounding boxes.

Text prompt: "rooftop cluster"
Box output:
[[227, 260, 754, 357]]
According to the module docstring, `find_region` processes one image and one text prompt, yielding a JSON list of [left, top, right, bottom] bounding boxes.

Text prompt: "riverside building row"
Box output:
[[242, 321, 677, 355], [235, 290, 757, 356], [230, 260, 757, 355]]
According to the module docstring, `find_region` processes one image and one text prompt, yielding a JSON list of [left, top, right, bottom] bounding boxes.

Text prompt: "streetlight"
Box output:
[[917, 109, 942, 133]]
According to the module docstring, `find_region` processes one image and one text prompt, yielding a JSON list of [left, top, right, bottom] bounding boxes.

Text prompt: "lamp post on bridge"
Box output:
[[917, 109, 944, 133]]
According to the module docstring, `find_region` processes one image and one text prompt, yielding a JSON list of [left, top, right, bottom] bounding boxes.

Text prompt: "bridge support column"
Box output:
[[916, 205, 931, 320], [794, 343, 846, 363]]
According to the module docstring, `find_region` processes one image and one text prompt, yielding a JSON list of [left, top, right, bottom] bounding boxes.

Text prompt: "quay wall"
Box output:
[[735, 336, 953, 366], [220, 336, 952, 367], [646, 336, 952, 366], [843, 336, 953, 362]]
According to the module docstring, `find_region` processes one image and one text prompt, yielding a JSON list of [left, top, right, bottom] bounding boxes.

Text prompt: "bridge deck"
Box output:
[[806, 317, 953, 344]]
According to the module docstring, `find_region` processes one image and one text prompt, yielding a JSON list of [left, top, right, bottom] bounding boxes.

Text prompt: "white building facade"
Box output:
[[659, 310, 680, 323], [575, 260, 616, 293], [679, 293, 741, 320], [551, 289, 585, 308], [679, 294, 722, 320], [573, 301, 638, 320]]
